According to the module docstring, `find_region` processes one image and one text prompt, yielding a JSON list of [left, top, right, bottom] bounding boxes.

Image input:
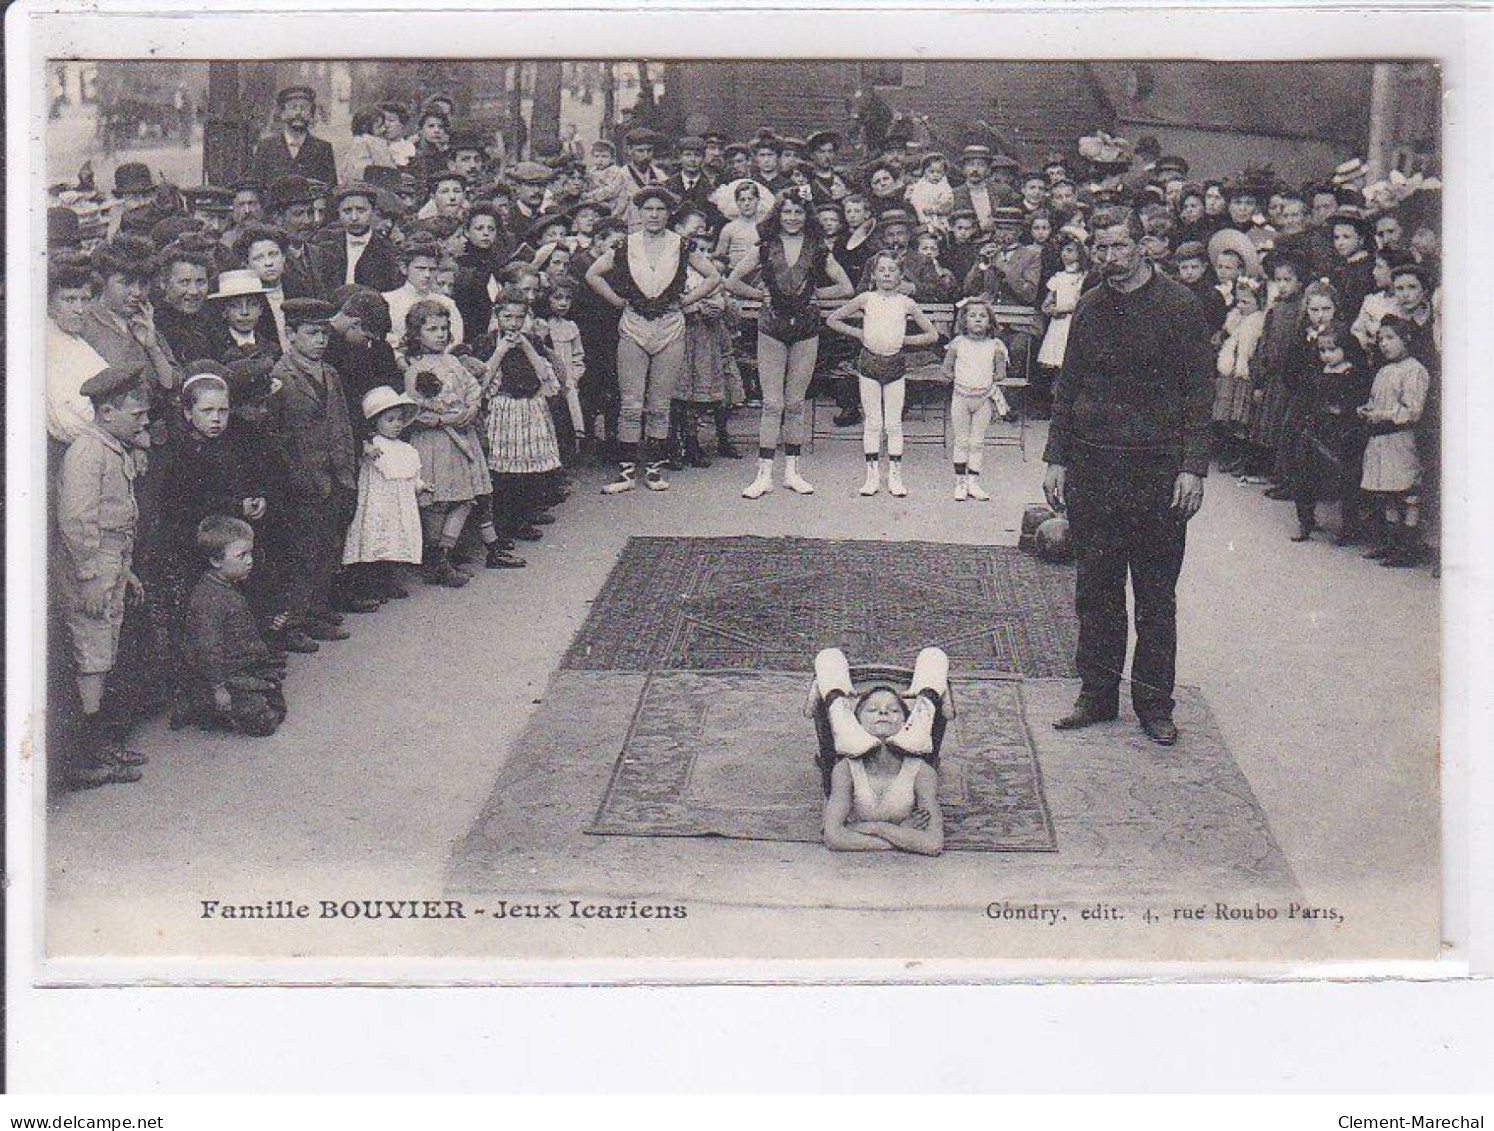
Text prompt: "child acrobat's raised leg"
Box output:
[[887, 647, 949, 757], [814, 647, 877, 757]]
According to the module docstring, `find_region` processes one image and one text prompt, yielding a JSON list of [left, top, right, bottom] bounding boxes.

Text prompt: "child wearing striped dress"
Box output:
[[482, 286, 563, 545]]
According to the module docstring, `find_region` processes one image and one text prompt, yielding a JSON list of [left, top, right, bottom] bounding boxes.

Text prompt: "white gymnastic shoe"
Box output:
[[886, 694, 936, 757], [887, 462, 908, 497], [643, 461, 670, 492], [827, 695, 879, 757], [742, 460, 774, 499], [859, 463, 880, 496], [783, 456, 815, 495], [954, 478, 969, 502], [966, 476, 990, 502], [601, 462, 636, 495]]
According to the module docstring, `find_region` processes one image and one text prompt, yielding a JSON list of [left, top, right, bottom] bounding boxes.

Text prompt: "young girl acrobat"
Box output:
[[942, 298, 1012, 501]]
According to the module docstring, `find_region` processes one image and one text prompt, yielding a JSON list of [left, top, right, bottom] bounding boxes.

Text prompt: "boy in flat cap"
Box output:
[[56, 365, 153, 788], [251, 85, 338, 191], [269, 298, 359, 642]]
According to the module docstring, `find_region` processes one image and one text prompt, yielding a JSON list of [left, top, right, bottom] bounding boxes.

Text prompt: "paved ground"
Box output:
[[41, 412, 1441, 969]]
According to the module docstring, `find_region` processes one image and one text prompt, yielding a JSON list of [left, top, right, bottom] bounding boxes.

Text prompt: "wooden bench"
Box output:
[[734, 298, 1041, 340], [732, 298, 1041, 456]]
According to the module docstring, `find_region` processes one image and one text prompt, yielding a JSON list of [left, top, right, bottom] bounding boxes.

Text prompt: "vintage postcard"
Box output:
[[6, 3, 1481, 987]]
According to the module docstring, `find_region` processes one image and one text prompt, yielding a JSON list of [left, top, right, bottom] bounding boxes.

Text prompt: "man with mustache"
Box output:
[[1042, 208, 1214, 748], [951, 145, 1018, 234], [250, 85, 339, 191]]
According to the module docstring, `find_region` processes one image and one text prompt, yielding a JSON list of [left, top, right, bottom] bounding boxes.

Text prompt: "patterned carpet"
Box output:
[[563, 536, 1078, 676], [448, 674, 1298, 904], [587, 671, 1058, 852]]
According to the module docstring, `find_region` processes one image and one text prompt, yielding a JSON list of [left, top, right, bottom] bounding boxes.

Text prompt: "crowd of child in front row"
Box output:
[[44, 100, 1443, 789]]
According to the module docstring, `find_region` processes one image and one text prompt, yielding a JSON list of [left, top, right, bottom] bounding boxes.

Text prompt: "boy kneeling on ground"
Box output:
[[176, 515, 287, 736]]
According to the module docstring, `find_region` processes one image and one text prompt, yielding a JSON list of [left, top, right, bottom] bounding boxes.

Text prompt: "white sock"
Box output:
[[827, 695, 878, 756], [889, 694, 936, 755]]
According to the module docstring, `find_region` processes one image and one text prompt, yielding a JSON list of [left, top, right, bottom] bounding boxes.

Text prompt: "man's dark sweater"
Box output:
[[1043, 269, 1216, 478]]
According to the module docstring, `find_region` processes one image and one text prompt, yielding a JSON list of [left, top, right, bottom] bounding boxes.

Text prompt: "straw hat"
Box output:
[[207, 269, 269, 300], [1206, 227, 1262, 278], [362, 385, 418, 420]]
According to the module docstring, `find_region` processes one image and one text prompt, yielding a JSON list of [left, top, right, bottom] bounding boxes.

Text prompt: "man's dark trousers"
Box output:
[[1066, 450, 1186, 717]]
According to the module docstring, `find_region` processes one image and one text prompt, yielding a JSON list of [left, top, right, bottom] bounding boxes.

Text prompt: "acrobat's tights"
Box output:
[[950, 391, 995, 473], [859, 377, 906, 458], [617, 336, 684, 444], [757, 333, 819, 451]]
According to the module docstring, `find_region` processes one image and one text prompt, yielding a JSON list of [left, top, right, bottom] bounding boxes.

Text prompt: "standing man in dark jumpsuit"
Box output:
[[1042, 208, 1214, 746]]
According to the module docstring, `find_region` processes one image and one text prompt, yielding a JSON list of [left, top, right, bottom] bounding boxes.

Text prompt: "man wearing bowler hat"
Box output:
[[952, 145, 1018, 232], [805, 130, 850, 204], [109, 162, 157, 236], [265, 174, 328, 299], [663, 136, 722, 226], [1042, 207, 1214, 747], [183, 185, 234, 238], [312, 182, 405, 293], [251, 85, 338, 190]]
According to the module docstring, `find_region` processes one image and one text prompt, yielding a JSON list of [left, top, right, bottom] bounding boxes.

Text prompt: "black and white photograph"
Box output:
[[11, 11, 1467, 980]]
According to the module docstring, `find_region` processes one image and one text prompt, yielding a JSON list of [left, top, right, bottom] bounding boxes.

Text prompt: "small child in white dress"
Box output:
[[907, 154, 955, 232], [1037, 233, 1088, 370], [343, 386, 430, 604]]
